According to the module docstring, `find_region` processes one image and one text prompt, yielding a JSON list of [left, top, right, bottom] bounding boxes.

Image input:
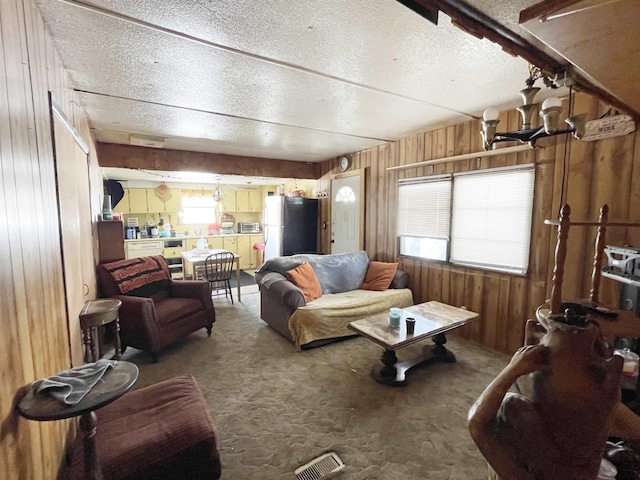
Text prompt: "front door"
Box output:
[[331, 170, 364, 254]]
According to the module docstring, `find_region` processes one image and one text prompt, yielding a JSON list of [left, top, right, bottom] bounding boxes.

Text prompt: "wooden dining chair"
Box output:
[[201, 252, 236, 304]]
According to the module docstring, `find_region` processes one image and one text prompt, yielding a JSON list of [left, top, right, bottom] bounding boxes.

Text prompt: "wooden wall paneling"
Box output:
[[496, 276, 513, 353], [1, 0, 100, 477], [17, 15, 55, 379], [506, 277, 528, 354], [428, 263, 443, 303], [317, 163, 331, 254], [365, 148, 384, 261], [419, 131, 433, 178], [361, 150, 374, 256], [403, 258, 418, 298], [448, 267, 466, 309], [526, 151, 556, 319], [432, 129, 448, 175], [561, 94, 599, 299], [401, 134, 419, 178], [459, 270, 484, 340], [28, 2, 79, 474], [625, 130, 640, 246], [441, 127, 455, 174], [449, 267, 471, 339], [469, 118, 484, 153], [589, 132, 636, 306], [439, 264, 450, 306], [409, 258, 422, 302], [418, 262, 430, 304], [482, 273, 501, 350], [453, 121, 472, 173], [24, 0, 63, 339], [1, 0, 70, 478], [386, 142, 400, 260], [0, 4, 39, 474]]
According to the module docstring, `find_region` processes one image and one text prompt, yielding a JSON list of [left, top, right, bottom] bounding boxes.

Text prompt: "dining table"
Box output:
[[180, 249, 243, 302]]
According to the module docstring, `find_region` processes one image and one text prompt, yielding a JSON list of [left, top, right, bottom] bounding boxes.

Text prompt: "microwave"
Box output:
[[238, 222, 261, 234]]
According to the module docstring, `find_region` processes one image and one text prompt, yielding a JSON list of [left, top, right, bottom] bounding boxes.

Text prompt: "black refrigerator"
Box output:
[[263, 196, 319, 260]]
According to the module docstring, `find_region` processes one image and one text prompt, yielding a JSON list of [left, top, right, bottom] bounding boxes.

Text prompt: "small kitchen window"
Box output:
[[181, 190, 218, 225]]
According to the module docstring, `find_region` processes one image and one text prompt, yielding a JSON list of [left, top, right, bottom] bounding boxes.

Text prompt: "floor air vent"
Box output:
[[295, 452, 345, 480]]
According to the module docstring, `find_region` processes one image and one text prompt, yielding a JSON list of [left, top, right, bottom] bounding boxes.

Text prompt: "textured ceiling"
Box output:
[[34, 0, 628, 184]]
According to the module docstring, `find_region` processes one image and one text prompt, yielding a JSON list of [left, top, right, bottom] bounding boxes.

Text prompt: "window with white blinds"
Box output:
[[396, 165, 535, 274], [450, 165, 535, 274], [181, 190, 218, 225], [397, 177, 451, 261]]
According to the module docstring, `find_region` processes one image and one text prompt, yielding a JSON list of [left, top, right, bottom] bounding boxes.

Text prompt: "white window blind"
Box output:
[[397, 177, 451, 261], [181, 190, 217, 225], [450, 165, 535, 274], [397, 177, 451, 238]]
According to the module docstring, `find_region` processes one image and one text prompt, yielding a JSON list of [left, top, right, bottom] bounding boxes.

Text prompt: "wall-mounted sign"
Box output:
[[582, 115, 636, 141]]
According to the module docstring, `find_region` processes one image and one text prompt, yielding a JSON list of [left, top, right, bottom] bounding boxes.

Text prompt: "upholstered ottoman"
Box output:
[[62, 375, 221, 479]]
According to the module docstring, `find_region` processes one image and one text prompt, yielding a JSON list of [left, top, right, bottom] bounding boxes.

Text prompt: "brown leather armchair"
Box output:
[[97, 255, 215, 361]]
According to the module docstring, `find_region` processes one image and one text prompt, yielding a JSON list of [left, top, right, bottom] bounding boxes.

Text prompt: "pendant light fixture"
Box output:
[[213, 180, 224, 202], [481, 65, 586, 151]]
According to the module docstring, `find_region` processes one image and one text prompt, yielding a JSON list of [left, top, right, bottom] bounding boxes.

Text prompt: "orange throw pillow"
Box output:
[[286, 262, 323, 302], [361, 261, 398, 291]]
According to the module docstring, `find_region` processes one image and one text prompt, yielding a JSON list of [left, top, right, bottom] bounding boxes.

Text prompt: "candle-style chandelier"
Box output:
[[481, 66, 586, 151]]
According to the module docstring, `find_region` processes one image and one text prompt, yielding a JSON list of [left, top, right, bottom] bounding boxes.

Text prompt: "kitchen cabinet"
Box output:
[[127, 188, 148, 213], [221, 235, 250, 269], [236, 236, 251, 269], [113, 189, 131, 214], [235, 191, 249, 212], [220, 190, 262, 213], [249, 190, 262, 212], [146, 188, 181, 214], [124, 188, 181, 214], [221, 191, 237, 213], [222, 236, 237, 253]]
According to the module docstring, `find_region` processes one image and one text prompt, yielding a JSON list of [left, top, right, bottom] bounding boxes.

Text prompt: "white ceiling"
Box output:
[[34, 0, 628, 185]]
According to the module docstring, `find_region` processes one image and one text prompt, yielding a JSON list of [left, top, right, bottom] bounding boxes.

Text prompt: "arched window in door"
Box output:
[[335, 185, 356, 203]]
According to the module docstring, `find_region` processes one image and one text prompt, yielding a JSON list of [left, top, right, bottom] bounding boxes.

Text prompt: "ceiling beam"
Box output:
[[397, 0, 563, 74], [398, 0, 639, 118], [96, 143, 321, 180]]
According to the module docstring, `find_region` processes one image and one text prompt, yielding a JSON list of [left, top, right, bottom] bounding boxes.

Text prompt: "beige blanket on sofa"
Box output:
[[289, 288, 413, 349]]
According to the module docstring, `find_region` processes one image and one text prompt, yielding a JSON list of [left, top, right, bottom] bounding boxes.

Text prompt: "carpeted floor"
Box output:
[[122, 289, 510, 479]]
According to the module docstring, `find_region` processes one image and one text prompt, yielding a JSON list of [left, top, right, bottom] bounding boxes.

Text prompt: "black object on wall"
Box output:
[[104, 179, 124, 208]]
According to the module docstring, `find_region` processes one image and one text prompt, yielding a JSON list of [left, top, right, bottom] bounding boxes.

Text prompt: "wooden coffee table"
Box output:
[[348, 301, 479, 386]]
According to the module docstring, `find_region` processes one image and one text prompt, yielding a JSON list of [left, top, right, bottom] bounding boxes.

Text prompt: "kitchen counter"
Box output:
[[123, 233, 265, 275], [124, 233, 261, 243]]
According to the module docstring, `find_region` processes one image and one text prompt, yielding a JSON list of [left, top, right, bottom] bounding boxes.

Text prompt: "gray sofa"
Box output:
[[255, 251, 413, 349]]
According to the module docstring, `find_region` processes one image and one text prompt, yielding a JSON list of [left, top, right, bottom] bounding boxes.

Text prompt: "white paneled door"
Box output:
[[331, 171, 364, 254]]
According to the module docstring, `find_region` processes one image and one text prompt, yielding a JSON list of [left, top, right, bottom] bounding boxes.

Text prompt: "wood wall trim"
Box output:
[[97, 143, 320, 180], [386, 144, 532, 170]]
